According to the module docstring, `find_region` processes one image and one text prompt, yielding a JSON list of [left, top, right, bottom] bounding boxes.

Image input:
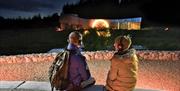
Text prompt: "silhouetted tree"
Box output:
[[0, 13, 60, 29]]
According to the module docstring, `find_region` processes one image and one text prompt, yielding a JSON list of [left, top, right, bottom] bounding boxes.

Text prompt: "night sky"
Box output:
[[0, 0, 79, 18], [0, 0, 179, 24]]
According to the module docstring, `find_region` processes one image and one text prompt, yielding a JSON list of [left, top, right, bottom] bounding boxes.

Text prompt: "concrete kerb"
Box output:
[[0, 81, 162, 91], [0, 81, 25, 90], [0, 81, 104, 91]]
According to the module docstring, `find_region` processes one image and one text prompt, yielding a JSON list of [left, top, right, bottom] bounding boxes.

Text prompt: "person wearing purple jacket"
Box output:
[[66, 31, 95, 91]]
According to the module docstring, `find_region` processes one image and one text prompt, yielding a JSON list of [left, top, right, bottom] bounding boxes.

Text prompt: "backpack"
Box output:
[[48, 49, 70, 91]]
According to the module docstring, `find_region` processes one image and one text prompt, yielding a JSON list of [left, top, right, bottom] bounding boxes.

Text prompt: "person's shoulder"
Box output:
[[113, 49, 136, 59], [70, 54, 82, 62], [69, 55, 82, 67], [70, 54, 80, 59]]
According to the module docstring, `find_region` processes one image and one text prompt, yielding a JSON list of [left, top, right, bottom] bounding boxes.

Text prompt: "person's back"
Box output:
[[66, 31, 95, 91], [105, 35, 139, 91]]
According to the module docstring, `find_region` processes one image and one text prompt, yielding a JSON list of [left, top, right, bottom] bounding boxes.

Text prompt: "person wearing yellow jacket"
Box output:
[[105, 35, 139, 91]]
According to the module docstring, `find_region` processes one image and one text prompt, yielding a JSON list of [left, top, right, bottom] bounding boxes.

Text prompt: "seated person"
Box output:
[[105, 35, 139, 91], [66, 31, 95, 91]]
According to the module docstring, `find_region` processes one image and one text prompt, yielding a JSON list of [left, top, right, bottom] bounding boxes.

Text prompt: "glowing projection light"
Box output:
[[83, 30, 90, 35], [92, 19, 109, 29]]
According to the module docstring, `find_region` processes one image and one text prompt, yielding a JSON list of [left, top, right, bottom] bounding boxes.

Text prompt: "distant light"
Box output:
[[56, 27, 63, 32], [83, 30, 90, 35], [119, 0, 122, 4], [164, 27, 169, 31]]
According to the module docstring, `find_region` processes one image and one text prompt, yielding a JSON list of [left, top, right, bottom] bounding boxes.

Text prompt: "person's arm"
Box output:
[[109, 70, 118, 81], [77, 58, 89, 81], [69, 56, 82, 86], [108, 58, 118, 81], [69, 56, 89, 86]]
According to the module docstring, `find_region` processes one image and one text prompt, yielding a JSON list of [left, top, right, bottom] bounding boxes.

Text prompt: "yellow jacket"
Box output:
[[106, 49, 139, 91]]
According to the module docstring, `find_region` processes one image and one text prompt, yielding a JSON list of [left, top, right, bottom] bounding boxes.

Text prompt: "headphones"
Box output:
[[117, 36, 124, 51]]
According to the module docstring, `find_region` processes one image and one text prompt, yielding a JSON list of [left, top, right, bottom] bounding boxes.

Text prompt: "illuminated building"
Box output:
[[59, 14, 142, 30]]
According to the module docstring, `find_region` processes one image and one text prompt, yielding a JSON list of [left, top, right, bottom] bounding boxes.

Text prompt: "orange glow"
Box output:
[[91, 19, 109, 29], [83, 30, 90, 35]]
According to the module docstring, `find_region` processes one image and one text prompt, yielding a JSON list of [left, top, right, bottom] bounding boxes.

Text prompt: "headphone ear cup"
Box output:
[[117, 43, 123, 50], [118, 45, 121, 49]]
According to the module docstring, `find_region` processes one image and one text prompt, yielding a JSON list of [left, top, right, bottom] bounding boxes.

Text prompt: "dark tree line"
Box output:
[[62, 0, 180, 25], [62, 0, 142, 19], [0, 13, 59, 29], [0, 0, 179, 30]]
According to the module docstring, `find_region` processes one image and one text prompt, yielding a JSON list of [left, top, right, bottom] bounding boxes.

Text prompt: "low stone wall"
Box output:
[[83, 50, 180, 61], [0, 51, 180, 64], [0, 51, 180, 91]]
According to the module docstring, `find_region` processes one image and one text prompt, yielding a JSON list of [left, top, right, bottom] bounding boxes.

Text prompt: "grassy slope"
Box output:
[[0, 28, 71, 55], [0, 27, 179, 55]]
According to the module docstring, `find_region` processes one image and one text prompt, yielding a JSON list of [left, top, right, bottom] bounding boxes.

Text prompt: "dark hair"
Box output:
[[69, 31, 82, 41]]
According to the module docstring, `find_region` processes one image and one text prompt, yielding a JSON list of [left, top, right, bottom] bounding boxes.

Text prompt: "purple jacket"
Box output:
[[67, 43, 91, 86]]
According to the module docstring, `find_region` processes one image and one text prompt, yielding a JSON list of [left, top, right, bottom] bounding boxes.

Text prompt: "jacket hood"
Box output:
[[115, 48, 136, 59], [67, 43, 82, 55], [67, 43, 79, 51]]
